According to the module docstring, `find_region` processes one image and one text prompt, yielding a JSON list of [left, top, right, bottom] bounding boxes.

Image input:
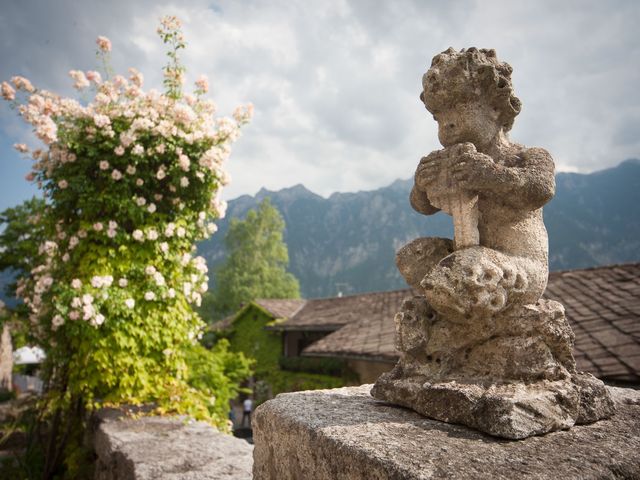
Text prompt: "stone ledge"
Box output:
[[253, 385, 640, 480], [92, 409, 253, 480]]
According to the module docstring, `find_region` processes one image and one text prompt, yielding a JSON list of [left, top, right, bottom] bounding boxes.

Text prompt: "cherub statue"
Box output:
[[372, 48, 613, 439], [398, 47, 553, 320]]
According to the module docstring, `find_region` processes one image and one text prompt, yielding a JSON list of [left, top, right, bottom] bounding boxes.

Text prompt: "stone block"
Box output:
[[253, 385, 640, 480], [92, 409, 253, 480]]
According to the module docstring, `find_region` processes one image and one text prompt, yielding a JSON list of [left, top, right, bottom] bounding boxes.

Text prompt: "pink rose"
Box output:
[[96, 36, 112, 52]]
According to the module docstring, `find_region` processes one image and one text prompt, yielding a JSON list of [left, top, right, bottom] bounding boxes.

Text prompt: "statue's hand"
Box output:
[[415, 150, 446, 190], [450, 145, 495, 190]]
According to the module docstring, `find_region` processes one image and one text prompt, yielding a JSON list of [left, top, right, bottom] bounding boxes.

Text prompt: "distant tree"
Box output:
[[208, 198, 300, 319], [0, 197, 47, 299]]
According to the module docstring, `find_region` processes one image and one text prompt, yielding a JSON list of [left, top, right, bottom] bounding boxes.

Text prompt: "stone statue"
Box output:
[[371, 48, 614, 439]]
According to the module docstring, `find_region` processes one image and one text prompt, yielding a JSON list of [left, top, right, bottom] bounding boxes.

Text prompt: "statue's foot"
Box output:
[[396, 237, 453, 290]]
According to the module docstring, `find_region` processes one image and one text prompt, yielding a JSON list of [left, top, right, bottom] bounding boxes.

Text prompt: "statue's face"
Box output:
[[434, 100, 500, 149]]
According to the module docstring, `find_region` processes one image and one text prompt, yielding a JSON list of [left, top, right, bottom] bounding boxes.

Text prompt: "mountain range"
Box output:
[[1, 160, 638, 303], [198, 159, 640, 299]]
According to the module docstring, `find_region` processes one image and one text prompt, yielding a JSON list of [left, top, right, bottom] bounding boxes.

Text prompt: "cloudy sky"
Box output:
[[1, 0, 638, 212]]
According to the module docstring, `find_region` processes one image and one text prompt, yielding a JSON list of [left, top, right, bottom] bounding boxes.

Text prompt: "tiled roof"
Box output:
[[210, 298, 306, 331], [254, 298, 307, 319], [303, 263, 640, 384], [267, 290, 413, 332], [544, 263, 640, 383]]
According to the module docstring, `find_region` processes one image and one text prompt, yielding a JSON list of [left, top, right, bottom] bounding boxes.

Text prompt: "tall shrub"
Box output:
[[1, 16, 253, 475]]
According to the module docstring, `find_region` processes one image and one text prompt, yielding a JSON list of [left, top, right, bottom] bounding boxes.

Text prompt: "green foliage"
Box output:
[[278, 355, 346, 376], [226, 305, 343, 404], [184, 339, 253, 423], [0, 197, 46, 299], [208, 198, 300, 320], [2, 16, 253, 478]]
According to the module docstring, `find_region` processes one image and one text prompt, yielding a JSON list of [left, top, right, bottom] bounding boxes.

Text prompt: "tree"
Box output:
[[209, 198, 300, 318], [0, 197, 46, 299]]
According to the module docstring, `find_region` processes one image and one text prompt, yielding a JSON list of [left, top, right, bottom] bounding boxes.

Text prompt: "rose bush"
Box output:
[[1, 16, 253, 468]]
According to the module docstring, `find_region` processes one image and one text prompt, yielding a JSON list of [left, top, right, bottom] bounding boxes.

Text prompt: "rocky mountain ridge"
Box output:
[[198, 159, 640, 298]]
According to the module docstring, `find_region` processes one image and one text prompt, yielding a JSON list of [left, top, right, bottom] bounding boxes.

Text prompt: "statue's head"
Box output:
[[420, 48, 521, 147]]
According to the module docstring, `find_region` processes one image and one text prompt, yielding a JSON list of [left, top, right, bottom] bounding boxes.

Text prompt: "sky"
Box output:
[[1, 0, 639, 212]]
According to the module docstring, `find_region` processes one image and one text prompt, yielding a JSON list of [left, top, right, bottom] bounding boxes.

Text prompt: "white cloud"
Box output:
[[0, 0, 638, 208]]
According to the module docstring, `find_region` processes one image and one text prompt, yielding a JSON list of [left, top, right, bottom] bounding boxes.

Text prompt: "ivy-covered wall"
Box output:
[[225, 304, 345, 403]]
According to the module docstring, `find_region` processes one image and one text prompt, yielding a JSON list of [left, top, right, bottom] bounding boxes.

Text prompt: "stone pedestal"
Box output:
[[253, 385, 640, 480], [371, 296, 614, 439]]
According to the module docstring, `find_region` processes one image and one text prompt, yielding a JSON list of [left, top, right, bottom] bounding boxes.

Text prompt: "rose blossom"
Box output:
[[132, 144, 144, 156], [111, 169, 123, 180], [52, 314, 64, 330], [128, 68, 144, 87], [58, 179, 68, 189], [11, 76, 35, 92], [86, 70, 102, 84], [94, 114, 111, 128], [114, 146, 125, 156], [132, 230, 144, 241], [144, 291, 156, 301], [195, 75, 209, 93], [69, 70, 90, 90], [126, 164, 136, 174], [125, 298, 135, 309], [1, 81, 15, 101], [178, 154, 190, 171], [96, 36, 112, 52], [99, 160, 110, 170], [136, 178, 144, 186], [13, 143, 28, 153], [93, 222, 103, 231]]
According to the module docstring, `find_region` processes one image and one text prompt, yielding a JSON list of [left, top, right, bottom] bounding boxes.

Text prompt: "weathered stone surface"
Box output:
[[92, 409, 253, 480], [0, 322, 13, 391], [253, 385, 640, 480], [372, 47, 613, 438]]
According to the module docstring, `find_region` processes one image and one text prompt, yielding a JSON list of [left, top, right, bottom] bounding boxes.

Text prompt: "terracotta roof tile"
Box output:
[[303, 263, 640, 383]]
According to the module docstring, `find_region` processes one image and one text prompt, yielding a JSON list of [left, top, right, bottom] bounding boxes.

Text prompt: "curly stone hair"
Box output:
[[420, 47, 522, 132]]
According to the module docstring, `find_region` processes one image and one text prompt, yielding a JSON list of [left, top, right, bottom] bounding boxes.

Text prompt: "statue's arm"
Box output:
[[454, 146, 556, 210], [516, 147, 556, 209], [410, 184, 440, 215]]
